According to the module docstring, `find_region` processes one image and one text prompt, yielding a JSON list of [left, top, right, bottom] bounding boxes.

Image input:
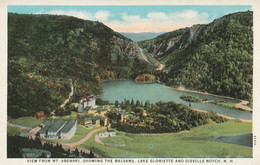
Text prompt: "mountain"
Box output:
[[120, 32, 165, 42], [139, 11, 253, 100], [8, 13, 157, 118]]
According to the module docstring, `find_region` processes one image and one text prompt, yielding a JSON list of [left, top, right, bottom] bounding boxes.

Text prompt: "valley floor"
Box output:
[[79, 121, 252, 158], [7, 117, 252, 158]]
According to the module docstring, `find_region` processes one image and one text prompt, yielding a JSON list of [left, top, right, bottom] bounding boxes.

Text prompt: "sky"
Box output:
[[8, 5, 252, 33]]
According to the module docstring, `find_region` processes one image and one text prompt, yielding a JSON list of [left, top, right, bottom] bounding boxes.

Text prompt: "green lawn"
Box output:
[[10, 112, 79, 128], [7, 126, 29, 136], [101, 130, 129, 144], [79, 121, 252, 158], [45, 125, 95, 143], [52, 111, 78, 120], [10, 117, 44, 127]]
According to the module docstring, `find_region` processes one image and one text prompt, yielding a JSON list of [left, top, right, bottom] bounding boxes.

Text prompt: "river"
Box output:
[[100, 80, 252, 120]]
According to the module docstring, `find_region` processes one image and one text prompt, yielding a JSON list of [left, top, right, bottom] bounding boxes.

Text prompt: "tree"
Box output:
[[89, 150, 95, 158], [136, 100, 141, 107], [115, 100, 119, 108], [74, 148, 79, 157], [38, 152, 47, 158]]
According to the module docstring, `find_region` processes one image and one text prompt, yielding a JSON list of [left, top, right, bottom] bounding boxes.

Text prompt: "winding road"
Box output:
[[7, 122, 32, 130], [65, 127, 106, 147]]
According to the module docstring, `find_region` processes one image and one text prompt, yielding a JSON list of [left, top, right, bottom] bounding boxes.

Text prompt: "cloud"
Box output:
[[41, 9, 209, 32], [106, 10, 209, 32], [44, 10, 111, 22], [45, 10, 94, 20], [173, 10, 209, 21], [95, 11, 110, 22], [175, 10, 198, 19], [147, 12, 167, 21]]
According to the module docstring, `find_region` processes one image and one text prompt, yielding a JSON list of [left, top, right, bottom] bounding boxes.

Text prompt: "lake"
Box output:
[[100, 80, 252, 120]]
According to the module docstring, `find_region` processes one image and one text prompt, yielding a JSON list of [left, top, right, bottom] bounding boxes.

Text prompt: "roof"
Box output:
[[60, 120, 76, 133], [93, 115, 105, 121], [48, 120, 66, 133], [81, 95, 96, 102], [84, 118, 92, 121], [77, 114, 94, 119], [43, 120, 55, 125], [38, 124, 53, 134]]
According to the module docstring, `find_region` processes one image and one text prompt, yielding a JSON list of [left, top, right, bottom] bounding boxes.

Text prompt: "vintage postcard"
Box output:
[[1, 0, 260, 164]]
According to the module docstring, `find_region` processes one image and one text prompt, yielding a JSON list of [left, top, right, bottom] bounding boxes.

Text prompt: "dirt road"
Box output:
[[65, 127, 106, 147]]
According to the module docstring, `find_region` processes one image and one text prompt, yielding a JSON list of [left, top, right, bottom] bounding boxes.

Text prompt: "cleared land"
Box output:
[[7, 126, 29, 136], [10, 117, 44, 127], [79, 121, 252, 158]]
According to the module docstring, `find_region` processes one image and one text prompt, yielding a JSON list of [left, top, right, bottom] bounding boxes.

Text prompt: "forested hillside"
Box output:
[[139, 11, 253, 100], [8, 13, 154, 118]]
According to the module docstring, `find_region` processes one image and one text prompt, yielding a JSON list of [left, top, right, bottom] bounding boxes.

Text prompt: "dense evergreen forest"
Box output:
[[8, 13, 153, 118], [107, 100, 228, 134], [139, 11, 253, 100]]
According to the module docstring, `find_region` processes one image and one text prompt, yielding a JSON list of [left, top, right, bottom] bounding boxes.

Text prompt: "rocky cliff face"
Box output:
[[112, 36, 143, 58], [138, 25, 204, 58], [188, 24, 204, 41], [149, 35, 183, 57], [112, 36, 157, 64]]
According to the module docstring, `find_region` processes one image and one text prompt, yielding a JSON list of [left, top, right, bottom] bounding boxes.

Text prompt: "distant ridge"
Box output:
[[120, 32, 165, 42]]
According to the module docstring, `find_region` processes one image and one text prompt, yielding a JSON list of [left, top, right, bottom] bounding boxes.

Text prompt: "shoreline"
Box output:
[[190, 108, 252, 123], [159, 82, 252, 112], [100, 78, 128, 83]]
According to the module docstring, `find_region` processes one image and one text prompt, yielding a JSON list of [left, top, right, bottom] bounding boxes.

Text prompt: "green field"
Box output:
[[10, 112, 78, 128], [10, 117, 44, 127], [52, 111, 78, 120], [79, 121, 252, 158], [46, 125, 95, 143], [7, 126, 29, 136]]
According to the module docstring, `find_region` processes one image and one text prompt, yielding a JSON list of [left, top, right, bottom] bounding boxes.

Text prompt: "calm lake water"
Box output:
[[100, 80, 252, 120]]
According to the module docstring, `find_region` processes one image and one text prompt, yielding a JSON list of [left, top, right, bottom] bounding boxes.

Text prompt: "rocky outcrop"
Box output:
[[112, 36, 151, 63], [151, 35, 183, 57], [139, 24, 204, 58], [189, 24, 204, 41]]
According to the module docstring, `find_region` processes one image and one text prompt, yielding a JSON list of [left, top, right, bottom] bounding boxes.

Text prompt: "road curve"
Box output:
[[65, 127, 106, 147]]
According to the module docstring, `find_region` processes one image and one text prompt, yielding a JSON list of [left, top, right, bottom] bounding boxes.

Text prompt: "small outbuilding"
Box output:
[[98, 131, 116, 138]]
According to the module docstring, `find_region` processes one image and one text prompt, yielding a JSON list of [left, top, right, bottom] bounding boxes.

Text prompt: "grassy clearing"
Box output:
[[45, 125, 94, 143], [79, 121, 252, 158], [10, 112, 79, 128], [7, 126, 29, 136], [51, 111, 78, 120], [10, 117, 44, 127]]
